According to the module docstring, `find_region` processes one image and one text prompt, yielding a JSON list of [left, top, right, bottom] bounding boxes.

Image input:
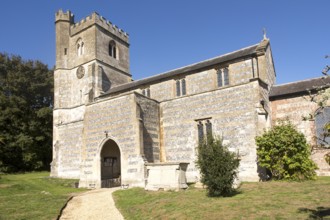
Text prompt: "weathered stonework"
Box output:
[[270, 80, 330, 176], [51, 10, 329, 189]]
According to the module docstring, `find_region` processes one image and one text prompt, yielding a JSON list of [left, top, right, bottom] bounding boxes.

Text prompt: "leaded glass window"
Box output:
[[217, 69, 223, 87], [198, 122, 204, 143], [217, 67, 229, 87], [182, 79, 186, 95], [176, 78, 187, 97], [315, 107, 330, 146], [197, 119, 213, 143], [176, 80, 181, 96]]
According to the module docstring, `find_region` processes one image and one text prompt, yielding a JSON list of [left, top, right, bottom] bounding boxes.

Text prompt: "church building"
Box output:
[[51, 10, 330, 189]]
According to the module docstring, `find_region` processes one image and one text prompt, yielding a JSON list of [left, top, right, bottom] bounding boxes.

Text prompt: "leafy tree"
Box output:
[[196, 135, 240, 197], [0, 53, 53, 172], [256, 122, 317, 180]]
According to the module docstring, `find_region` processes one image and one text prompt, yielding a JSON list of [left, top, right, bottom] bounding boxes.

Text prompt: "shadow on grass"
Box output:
[[207, 189, 242, 198], [298, 207, 330, 219]]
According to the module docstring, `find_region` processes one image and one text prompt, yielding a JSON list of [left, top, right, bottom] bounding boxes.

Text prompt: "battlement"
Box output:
[[70, 12, 129, 43], [55, 9, 74, 23]]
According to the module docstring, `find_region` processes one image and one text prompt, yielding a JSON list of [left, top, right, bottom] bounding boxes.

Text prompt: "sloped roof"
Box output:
[[101, 40, 269, 97], [270, 76, 330, 99]]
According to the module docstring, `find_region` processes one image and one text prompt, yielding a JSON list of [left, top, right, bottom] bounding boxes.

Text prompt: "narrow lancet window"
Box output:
[[182, 79, 186, 96], [217, 67, 229, 87], [217, 69, 223, 87], [176, 78, 187, 97], [142, 88, 151, 98], [223, 68, 229, 86], [147, 88, 150, 97], [77, 39, 84, 56], [198, 121, 204, 143], [176, 80, 181, 96], [206, 120, 213, 139]]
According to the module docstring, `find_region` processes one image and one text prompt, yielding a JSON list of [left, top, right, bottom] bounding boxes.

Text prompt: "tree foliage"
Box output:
[[0, 53, 53, 172], [256, 122, 317, 180], [196, 136, 240, 197]]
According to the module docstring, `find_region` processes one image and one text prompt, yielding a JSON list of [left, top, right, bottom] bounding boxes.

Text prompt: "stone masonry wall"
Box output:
[[258, 45, 276, 86], [54, 121, 83, 178], [271, 95, 316, 143], [80, 93, 145, 187], [135, 94, 160, 163], [271, 94, 330, 175], [160, 80, 261, 182]]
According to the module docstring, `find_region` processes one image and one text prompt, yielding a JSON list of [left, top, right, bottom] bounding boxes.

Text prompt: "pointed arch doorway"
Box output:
[[100, 139, 121, 188]]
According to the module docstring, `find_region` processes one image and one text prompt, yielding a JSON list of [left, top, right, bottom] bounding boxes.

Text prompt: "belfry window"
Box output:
[[109, 40, 117, 59], [217, 67, 229, 87], [77, 39, 84, 56], [176, 78, 187, 97]]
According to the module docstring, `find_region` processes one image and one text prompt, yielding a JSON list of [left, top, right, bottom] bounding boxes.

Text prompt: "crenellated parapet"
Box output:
[[55, 9, 74, 23], [70, 12, 129, 43]]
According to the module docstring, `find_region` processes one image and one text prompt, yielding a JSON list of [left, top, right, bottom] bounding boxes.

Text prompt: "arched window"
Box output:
[[77, 38, 84, 56], [109, 40, 117, 59]]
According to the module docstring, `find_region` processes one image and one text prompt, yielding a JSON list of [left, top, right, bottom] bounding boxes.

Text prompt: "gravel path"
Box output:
[[59, 187, 124, 220]]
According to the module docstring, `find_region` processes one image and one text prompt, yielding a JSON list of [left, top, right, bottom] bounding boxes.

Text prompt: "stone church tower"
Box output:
[[52, 10, 138, 187]]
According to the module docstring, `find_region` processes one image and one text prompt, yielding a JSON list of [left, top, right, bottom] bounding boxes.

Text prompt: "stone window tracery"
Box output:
[[196, 118, 213, 143], [77, 38, 84, 56], [142, 88, 151, 98], [217, 67, 229, 87], [176, 78, 186, 97]]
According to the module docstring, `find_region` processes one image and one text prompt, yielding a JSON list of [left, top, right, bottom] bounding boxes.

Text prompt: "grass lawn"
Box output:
[[0, 172, 87, 220], [113, 177, 330, 220]]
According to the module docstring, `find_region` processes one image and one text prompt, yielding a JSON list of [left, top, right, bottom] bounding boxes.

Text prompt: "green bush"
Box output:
[[196, 136, 240, 197], [256, 122, 317, 180]]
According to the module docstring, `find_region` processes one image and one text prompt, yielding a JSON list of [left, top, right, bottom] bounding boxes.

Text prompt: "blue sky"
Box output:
[[0, 1, 329, 84]]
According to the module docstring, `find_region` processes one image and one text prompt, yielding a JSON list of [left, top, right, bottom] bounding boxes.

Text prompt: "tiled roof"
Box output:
[[270, 76, 330, 99]]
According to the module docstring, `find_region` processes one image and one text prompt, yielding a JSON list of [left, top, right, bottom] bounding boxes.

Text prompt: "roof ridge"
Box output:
[[273, 76, 327, 87]]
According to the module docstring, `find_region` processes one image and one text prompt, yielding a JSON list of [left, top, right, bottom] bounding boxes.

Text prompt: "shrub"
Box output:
[[196, 136, 240, 197], [325, 152, 330, 165], [256, 122, 317, 180]]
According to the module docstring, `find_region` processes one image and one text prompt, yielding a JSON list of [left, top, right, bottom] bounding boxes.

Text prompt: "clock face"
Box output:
[[76, 66, 85, 79]]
